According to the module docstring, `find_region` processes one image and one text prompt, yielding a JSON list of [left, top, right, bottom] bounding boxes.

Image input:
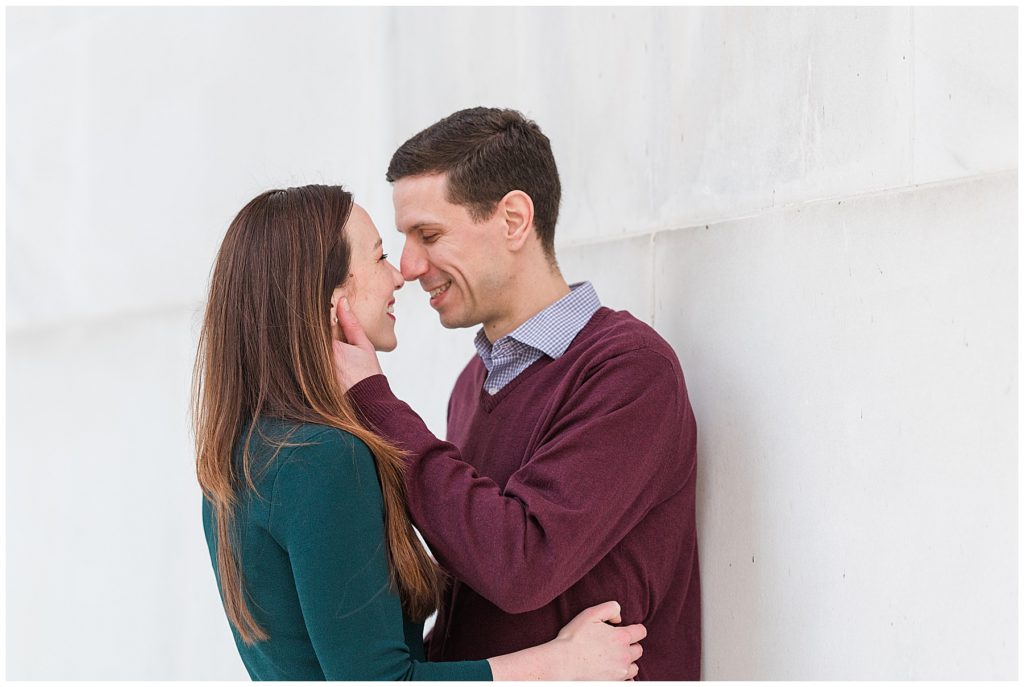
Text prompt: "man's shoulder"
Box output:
[[454, 352, 486, 383], [575, 307, 680, 367]]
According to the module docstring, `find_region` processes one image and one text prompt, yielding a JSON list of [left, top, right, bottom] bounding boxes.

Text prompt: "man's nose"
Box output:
[[400, 242, 427, 282]]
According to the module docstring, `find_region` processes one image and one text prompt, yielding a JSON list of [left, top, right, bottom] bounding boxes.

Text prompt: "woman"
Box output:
[[194, 185, 645, 680]]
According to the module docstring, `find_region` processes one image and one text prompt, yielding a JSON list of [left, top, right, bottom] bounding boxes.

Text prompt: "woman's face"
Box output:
[[332, 204, 404, 352]]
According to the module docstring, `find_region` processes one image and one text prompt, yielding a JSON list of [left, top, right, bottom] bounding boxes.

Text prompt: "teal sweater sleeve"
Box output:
[[268, 428, 492, 681]]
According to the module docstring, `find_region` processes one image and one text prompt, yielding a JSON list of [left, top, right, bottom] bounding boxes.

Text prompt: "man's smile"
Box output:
[[428, 280, 452, 298]]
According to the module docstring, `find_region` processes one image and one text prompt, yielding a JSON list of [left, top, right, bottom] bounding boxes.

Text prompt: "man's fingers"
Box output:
[[336, 297, 373, 351]]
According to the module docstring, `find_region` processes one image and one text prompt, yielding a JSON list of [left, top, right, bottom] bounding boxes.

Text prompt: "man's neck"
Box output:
[[482, 272, 571, 343]]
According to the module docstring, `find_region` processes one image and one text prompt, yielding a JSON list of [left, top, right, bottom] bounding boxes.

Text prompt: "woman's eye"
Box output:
[[378, 252, 389, 262]]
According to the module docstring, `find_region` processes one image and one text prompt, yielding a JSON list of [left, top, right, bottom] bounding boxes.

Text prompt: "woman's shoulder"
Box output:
[[242, 420, 376, 484], [272, 422, 376, 479], [287, 423, 373, 462], [270, 420, 361, 443], [245, 415, 370, 448]]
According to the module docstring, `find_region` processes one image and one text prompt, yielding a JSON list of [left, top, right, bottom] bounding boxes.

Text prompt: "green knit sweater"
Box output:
[[202, 420, 492, 681]]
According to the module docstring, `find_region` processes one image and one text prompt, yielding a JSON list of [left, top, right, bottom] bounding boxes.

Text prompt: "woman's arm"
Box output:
[[270, 429, 490, 680]]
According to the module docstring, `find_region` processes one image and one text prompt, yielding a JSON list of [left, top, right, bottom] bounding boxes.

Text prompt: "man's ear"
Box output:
[[499, 190, 535, 252]]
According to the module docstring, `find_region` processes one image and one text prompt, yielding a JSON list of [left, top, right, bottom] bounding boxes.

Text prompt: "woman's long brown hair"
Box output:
[[193, 185, 446, 645]]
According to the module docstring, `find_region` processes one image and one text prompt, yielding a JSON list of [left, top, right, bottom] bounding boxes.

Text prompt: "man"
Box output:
[[334, 107, 700, 680]]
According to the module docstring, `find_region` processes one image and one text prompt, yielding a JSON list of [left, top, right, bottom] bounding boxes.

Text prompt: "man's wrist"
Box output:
[[347, 373, 390, 400], [345, 374, 395, 433]]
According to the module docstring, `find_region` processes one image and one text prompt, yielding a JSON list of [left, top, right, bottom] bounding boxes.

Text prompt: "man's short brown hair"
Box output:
[[386, 107, 562, 259]]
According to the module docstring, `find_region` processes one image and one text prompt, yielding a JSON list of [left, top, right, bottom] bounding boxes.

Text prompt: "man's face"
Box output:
[[393, 173, 508, 329]]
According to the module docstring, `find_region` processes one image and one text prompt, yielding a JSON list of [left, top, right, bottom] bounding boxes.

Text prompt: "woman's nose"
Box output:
[[390, 261, 404, 290]]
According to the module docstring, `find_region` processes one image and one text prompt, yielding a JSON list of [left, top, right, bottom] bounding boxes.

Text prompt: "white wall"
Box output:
[[6, 6, 1016, 680]]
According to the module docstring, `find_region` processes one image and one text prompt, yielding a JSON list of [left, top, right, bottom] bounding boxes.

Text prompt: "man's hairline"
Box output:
[[390, 170, 499, 233], [390, 171, 557, 262]]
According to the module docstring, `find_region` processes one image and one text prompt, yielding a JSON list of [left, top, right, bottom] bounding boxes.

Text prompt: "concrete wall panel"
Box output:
[[7, 307, 245, 679], [656, 7, 915, 230], [912, 7, 1018, 184], [557, 233, 654, 324], [7, 7, 395, 332], [654, 172, 1017, 679]]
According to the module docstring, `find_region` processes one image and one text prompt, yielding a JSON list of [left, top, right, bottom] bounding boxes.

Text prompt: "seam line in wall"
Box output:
[[558, 168, 1017, 250]]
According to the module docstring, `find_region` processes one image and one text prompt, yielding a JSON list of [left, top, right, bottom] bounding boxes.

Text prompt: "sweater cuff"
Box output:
[[432, 659, 493, 682], [346, 374, 399, 432]]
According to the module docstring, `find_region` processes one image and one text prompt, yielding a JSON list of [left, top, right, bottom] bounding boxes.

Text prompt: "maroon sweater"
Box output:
[[348, 307, 701, 680]]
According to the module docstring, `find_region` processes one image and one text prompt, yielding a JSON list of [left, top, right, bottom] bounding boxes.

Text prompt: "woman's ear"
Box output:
[[330, 286, 347, 326]]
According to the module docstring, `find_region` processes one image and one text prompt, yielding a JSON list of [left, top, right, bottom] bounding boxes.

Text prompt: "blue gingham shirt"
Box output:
[[474, 281, 602, 395]]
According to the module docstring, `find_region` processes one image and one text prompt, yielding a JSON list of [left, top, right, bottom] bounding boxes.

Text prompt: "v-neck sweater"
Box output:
[[348, 306, 701, 680]]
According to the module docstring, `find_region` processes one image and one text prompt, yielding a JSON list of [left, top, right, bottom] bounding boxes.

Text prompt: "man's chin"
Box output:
[[437, 311, 474, 330]]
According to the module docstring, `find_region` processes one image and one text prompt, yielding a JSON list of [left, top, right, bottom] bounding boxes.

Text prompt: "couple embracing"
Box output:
[[195, 107, 700, 681]]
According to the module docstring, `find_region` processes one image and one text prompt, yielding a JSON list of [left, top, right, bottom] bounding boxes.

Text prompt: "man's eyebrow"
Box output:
[[409, 222, 441, 232]]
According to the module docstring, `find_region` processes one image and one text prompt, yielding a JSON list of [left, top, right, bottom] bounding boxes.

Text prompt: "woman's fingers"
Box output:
[[620, 622, 647, 644], [581, 600, 622, 625]]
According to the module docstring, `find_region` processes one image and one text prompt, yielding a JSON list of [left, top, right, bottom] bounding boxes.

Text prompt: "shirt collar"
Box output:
[[473, 281, 602, 362]]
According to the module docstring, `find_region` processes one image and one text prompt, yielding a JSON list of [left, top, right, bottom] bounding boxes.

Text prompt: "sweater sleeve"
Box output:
[[347, 346, 696, 616], [268, 428, 492, 681]]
